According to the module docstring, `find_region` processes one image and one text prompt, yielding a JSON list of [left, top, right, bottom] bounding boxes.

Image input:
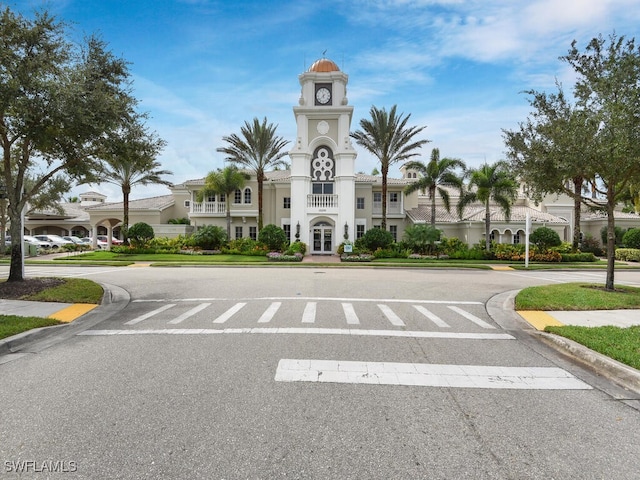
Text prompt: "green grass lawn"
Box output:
[[516, 283, 640, 371], [0, 316, 63, 340]]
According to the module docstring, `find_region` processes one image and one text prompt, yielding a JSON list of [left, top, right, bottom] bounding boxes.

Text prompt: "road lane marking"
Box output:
[[377, 304, 405, 326], [213, 302, 247, 324], [301, 302, 316, 323], [413, 305, 451, 328], [258, 302, 282, 323], [79, 328, 515, 340], [167, 303, 211, 325], [342, 303, 360, 324], [447, 306, 495, 329], [124, 304, 176, 325], [275, 359, 592, 390]]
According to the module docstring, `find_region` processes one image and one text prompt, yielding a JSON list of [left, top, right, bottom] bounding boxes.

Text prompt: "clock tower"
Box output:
[[289, 57, 357, 254]]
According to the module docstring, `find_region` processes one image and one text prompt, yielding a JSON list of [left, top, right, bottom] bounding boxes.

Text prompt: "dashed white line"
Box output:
[[413, 305, 451, 328], [258, 302, 282, 323], [342, 303, 360, 324], [447, 306, 495, 329], [168, 303, 211, 325], [124, 304, 176, 325], [377, 304, 405, 326], [213, 302, 247, 324]]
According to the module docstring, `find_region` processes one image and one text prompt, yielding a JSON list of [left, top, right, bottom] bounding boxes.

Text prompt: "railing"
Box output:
[[372, 201, 402, 215], [307, 194, 339, 209], [191, 202, 226, 214]]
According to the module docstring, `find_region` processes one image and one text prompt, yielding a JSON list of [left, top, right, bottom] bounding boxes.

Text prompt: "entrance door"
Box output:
[[312, 222, 333, 254]]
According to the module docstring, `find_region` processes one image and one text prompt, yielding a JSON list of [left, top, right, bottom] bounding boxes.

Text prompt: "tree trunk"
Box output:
[[7, 202, 24, 282], [430, 186, 436, 228], [605, 192, 616, 291], [257, 175, 264, 232], [381, 164, 388, 230], [485, 201, 491, 251], [572, 178, 582, 252], [122, 186, 130, 245], [226, 199, 232, 241]]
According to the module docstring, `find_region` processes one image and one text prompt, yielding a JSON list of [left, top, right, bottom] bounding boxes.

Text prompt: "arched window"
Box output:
[[244, 188, 252, 204]]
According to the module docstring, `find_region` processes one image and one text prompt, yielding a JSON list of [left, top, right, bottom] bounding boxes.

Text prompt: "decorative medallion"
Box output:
[[317, 121, 330, 135]]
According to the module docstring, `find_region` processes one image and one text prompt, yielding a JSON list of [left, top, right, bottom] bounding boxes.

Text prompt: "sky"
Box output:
[[13, 0, 640, 202]]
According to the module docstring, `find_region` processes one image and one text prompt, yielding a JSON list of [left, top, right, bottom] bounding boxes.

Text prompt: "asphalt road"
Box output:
[[1, 265, 640, 479]]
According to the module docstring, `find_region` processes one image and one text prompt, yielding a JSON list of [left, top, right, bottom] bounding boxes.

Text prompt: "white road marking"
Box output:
[[167, 303, 211, 325], [79, 328, 515, 340], [447, 306, 495, 329], [342, 303, 360, 324], [377, 304, 405, 326], [213, 302, 247, 324], [124, 304, 176, 325], [258, 302, 282, 323], [413, 305, 451, 328], [301, 302, 317, 324], [275, 359, 592, 390]]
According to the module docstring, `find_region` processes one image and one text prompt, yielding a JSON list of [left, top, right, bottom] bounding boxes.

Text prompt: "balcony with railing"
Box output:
[[372, 201, 403, 215], [191, 202, 226, 214], [307, 194, 338, 211]]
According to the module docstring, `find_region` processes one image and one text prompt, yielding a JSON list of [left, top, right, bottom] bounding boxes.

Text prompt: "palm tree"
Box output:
[[351, 105, 429, 230], [217, 117, 290, 231], [404, 148, 466, 227], [198, 166, 250, 240], [98, 117, 170, 243], [457, 161, 519, 251]]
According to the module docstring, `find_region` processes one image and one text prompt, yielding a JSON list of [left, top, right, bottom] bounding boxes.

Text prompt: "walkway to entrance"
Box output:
[[302, 254, 341, 263]]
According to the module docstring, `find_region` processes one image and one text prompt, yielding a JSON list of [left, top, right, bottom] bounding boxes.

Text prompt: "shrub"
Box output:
[[440, 237, 468, 257], [192, 225, 227, 250], [622, 228, 640, 249], [615, 248, 640, 262], [581, 234, 604, 256], [258, 224, 288, 252], [127, 222, 155, 248], [285, 241, 307, 256], [356, 228, 394, 252], [494, 243, 526, 260], [340, 253, 373, 262], [266, 252, 303, 262], [402, 224, 442, 255], [529, 227, 561, 251], [222, 238, 267, 255], [560, 252, 597, 262], [167, 217, 190, 225]]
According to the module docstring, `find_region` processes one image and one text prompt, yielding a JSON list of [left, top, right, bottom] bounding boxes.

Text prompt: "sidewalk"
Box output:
[[0, 299, 98, 322]]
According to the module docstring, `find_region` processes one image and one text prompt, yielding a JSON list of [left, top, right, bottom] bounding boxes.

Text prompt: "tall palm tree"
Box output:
[[457, 161, 519, 251], [98, 117, 170, 243], [198, 166, 250, 240], [351, 105, 429, 230], [217, 117, 290, 231], [404, 148, 466, 227]]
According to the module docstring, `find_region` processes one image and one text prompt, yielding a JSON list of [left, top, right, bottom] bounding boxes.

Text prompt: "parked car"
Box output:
[[34, 234, 74, 250], [81, 237, 109, 250], [63, 235, 85, 244], [96, 235, 123, 245], [24, 235, 53, 251]]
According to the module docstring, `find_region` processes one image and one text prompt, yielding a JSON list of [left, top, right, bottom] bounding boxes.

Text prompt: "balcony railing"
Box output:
[[307, 194, 338, 209], [372, 201, 402, 215], [191, 202, 226, 214]]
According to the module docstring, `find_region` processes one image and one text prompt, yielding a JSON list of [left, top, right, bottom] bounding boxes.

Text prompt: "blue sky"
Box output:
[[14, 0, 640, 201]]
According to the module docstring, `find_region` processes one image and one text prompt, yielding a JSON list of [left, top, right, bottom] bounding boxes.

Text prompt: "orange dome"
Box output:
[[308, 58, 340, 72]]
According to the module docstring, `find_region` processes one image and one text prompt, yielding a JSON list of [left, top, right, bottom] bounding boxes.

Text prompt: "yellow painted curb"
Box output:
[[128, 263, 151, 267], [517, 310, 564, 331], [49, 304, 98, 323], [490, 266, 515, 271]]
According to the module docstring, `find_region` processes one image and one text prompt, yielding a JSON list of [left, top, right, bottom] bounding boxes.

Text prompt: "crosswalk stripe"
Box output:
[[413, 305, 451, 328], [124, 304, 176, 325], [301, 302, 316, 324], [213, 302, 246, 324], [447, 306, 495, 329], [275, 359, 592, 390], [342, 303, 359, 324], [168, 303, 211, 325], [258, 302, 282, 323], [377, 304, 405, 326]]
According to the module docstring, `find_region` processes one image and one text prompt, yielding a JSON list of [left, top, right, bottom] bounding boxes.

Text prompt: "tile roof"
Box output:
[[406, 204, 568, 224], [84, 194, 174, 211]]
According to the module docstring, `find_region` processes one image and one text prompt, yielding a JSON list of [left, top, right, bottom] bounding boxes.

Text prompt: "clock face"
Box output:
[[315, 87, 331, 105]]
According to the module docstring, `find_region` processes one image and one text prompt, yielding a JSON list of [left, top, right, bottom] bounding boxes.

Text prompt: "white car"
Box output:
[[80, 237, 109, 250], [34, 234, 74, 250], [63, 235, 85, 244], [23, 235, 53, 251]]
